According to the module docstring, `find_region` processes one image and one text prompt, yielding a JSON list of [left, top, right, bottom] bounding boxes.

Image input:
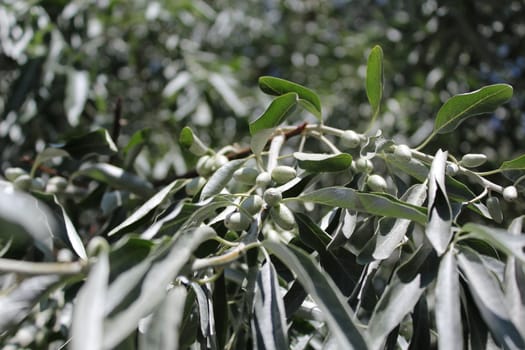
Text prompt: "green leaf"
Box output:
[[108, 179, 188, 237], [59, 128, 118, 159], [460, 223, 525, 264], [179, 126, 208, 156], [31, 148, 70, 177], [434, 84, 513, 134], [293, 152, 352, 172], [295, 186, 427, 225], [435, 249, 463, 350], [366, 45, 384, 119], [54, 195, 87, 260], [249, 92, 298, 135], [200, 158, 246, 201], [426, 150, 452, 255], [259, 76, 321, 119], [457, 247, 525, 349], [74, 163, 154, 198], [252, 260, 289, 349], [71, 248, 109, 350], [499, 154, 525, 172], [505, 216, 525, 330], [189, 282, 211, 338], [263, 241, 369, 349]]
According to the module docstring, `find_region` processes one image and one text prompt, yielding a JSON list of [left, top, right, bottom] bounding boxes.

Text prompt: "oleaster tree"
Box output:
[[1, 45, 524, 350]]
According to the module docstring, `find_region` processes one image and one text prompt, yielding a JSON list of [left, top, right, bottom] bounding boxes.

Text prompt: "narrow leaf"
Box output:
[[200, 158, 246, 201], [499, 154, 525, 172], [31, 148, 70, 177], [179, 126, 208, 156], [505, 216, 525, 334], [59, 129, 118, 159], [293, 152, 352, 172], [366, 45, 384, 118], [190, 282, 211, 338], [295, 186, 426, 225], [249, 92, 297, 135], [435, 249, 463, 350], [434, 84, 513, 134], [264, 241, 369, 349], [54, 195, 87, 260]]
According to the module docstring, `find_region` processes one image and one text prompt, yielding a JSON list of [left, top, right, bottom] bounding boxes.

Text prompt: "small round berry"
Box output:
[[340, 130, 361, 148], [263, 188, 282, 207], [224, 211, 251, 231], [271, 165, 297, 185], [393, 144, 412, 162], [503, 186, 518, 202], [367, 174, 388, 192]]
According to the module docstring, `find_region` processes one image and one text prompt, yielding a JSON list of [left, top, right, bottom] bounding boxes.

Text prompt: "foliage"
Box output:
[[1, 40, 525, 349]]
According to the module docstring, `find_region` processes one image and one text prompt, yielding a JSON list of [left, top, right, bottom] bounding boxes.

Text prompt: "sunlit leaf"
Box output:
[[293, 152, 352, 172], [366, 45, 384, 119], [54, 195, 87, 260], [200, 158, 246, 201], [65, 69, 89, 126], [249, 92, 297, 135], [499, 154, 525, 172]]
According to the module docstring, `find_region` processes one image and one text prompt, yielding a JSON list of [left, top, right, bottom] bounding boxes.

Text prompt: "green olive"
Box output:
[[241, 194, 264, 215], [263, 188, 282, 207], [393, 144, 412, 162], [486, 196, 503, 223], [355, 158, 374, 173], [340, 130, 361, 148], [233, 167, 259, 185], [196, 155, 213, 177], [224, 211, 251, 231], [460, 153, 488, 168], [13, 174, 32, 190], [4, 167, 27, 182], [271, 165, 296, 185], [445, 163, 459, 176], [503, 186, 518, 202], [256, 171, 272, 188], [270, 203, 295, 230], [367, 174, 388, 192]]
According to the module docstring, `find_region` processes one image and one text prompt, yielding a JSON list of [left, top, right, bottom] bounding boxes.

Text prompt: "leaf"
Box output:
[[71, 248, 110, 350], [0, 275, 62, 333], [499, 154, 525, 172], [108, 179, 188, 237], [505, 216, 525, 333], [293, 152, 352, 172], [457, 247, 525, 349], [435, 249, 463, 350], [259, 76, 321, 119], [425, 150, 452, 255], [252, 260, 289, 349], [65, 69, 89, 126], [31, 148, 70, 177], [366, 45, 384, 119], [138, 285, 188, 350], [200, 158, 246, 201], [103, 227, 216, 349], [74, 163, 154, 198], [295, 186, 427, 225], [59, 128, 118, 159], [189, 282, 211, 338], [460, 223, 525, 264], [434, 84, 513, 134], [250, 128, 274, 157], [54, 195, 87, 260], [249, 92, 298, 135], [179, 126, 208, 156], [264, 241, 368, 349]]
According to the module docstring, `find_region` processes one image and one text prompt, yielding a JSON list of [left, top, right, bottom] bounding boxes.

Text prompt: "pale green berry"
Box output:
[[233, 167, 259, 185], [340, 130, 361, 148], [367, 174, 388, 192], [445, 163, 459, 176], [270, 203, 295, 230], [355, 158, 374, 173], [271, 165, 296, 185], [31, 177, 46, 191], [503, 186, 518, 202], [256, 171, 272, 188], [212, 154, 229, 170], [57, 249, 74, 262], [196, 155, 213, 177], [185, 177, 206, 196], [486, 196, 503, 223], [46, 176, 68, 193], [13, 174, 32, 190], [241, 194, 264, 215], [393, 144, 412, 162], [263, 188, 282, 207], [460, 153, 488, 168], [4, 167, 27, 181], [224, 211, 251, 231]]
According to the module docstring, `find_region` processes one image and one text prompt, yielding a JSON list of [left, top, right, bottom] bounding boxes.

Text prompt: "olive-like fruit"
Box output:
[[13, 174, 32, 190], [256, 171, 272, 188], [340, 130, 361, 148], [486, 196, 503, 223], [393, 144, 412, 162], [4, 167, 27, 181], [31, 177, 46, 191], [241, 194, 264, 215], [224, 211, 251, 231], [503, 186, 518, 202], [196, 155, 213, 177], [460, 153, 487, 168], [355, 158, 374, 173], [46, 176, 68, 193], [263, 188, 282, 207], [271, 165, 296, 185], [270, 203, 295, 230], [445, 163, 459, 176], [212, 154, 229, 169], [367, 174, 388, 192], [185, 177, 206, 196], [233, 167, 259, 185]]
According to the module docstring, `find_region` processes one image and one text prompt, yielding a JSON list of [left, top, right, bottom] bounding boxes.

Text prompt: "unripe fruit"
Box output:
[[367, 174, 388, 192], [271, 165, 296, 185], [393, 144, 412, 162], [460, 153, 487, 168], [270, 203, 295, 230], [4, 167, 27, 181], [445, 163, 459, 176], [31, 177, 46, 191], [185, 177, 206, 196], [233, 167, 259, 185], [355, 158, 374, 173], [212, 154, 229, 169], [13, 174, 32, 190], [46, 176, 68, 193], [263, 188, 282, 207], [340, 130, 361, 148], [196, 155, 213, 177], [241, 194, 264, 215], [256, 171, 272, 188], [486, 196, 503, 223], [503, 186, 518, 202], [224, 211, 251, 231]]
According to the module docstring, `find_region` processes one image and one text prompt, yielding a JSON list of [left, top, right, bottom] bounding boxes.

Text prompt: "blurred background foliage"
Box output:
[[1, 0, 524, 181]]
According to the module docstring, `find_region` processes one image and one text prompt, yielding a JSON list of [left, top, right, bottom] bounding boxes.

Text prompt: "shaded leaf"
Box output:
[[366, 45, 384, 118], [264, 241, 369, 349], [59, 129, 118, 159], [505, 216, 525, 334], [200, 158, 246, 201], [434, 84, 513, 134], [189, 282, 211, 338], [293, 152, 352, 172], [249, 92, 297, 135], [499, 154, 525, 172], [295, 186, 426, 225], [31, 148, 70, 177], [65, 69, 89, 126], [54, 195, 87, 260]]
